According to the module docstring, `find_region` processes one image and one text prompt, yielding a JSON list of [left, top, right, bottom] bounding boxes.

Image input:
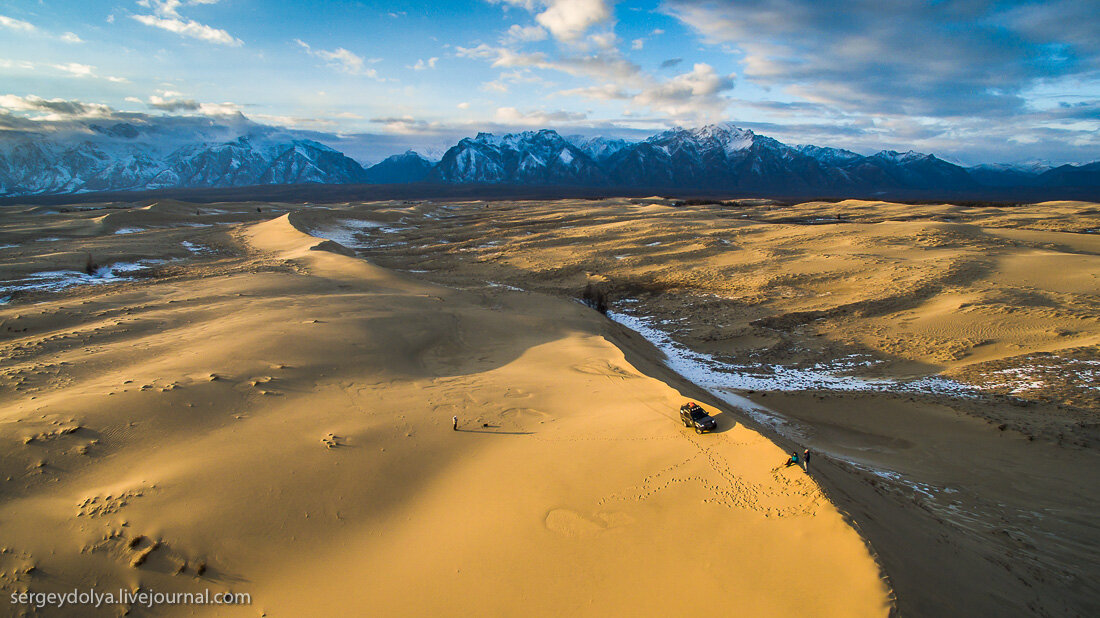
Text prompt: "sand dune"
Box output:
[[337, 197, 1099, 616], [0, 203, 890, 615]]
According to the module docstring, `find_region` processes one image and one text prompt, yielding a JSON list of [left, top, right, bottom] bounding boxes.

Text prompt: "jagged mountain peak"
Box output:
[[648, 123, 761, 158], [0, 130, 367, 195], [566, 135, 634, 161], [471, 128, 568, 149], [362, 149, 434, 183], [796, 144, 863, 163], [874, 149, 935, 163]]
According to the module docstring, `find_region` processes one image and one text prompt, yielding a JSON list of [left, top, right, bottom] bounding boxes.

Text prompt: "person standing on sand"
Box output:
[[453, 416, 458, 431], [803, 449, 811, 472]]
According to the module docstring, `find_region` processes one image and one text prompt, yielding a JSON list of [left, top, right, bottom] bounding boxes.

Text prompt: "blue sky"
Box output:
[[1, 0, 1098, 164]]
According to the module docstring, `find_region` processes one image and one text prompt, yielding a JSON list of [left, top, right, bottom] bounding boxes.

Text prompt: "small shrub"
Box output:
[[580, 282, 608, 314], [84, 253, 99, 276]]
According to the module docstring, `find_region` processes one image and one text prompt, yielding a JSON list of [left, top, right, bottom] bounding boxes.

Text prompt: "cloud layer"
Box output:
[[664, 0, 1098, 118], [0, 0, 1095, 165]]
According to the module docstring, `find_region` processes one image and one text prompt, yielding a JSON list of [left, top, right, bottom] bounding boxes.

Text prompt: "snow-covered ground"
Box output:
[[605, 307, 977, 501], [607, 309, 978, 397], [983, 359, 1100, 394], [0, 260, 168, 302], [181, 240, 210, 254], [307, 219, 405, 249]]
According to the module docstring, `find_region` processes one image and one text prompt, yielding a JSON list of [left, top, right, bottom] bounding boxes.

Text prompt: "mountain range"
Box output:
[[1, 120, 1096, 199]]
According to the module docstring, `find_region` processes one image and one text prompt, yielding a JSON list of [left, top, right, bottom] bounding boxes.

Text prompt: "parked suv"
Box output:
[[680, 402, 717, 433]]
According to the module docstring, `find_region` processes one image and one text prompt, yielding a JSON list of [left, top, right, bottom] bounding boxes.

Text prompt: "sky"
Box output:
[[0, 0, 1098, 164]]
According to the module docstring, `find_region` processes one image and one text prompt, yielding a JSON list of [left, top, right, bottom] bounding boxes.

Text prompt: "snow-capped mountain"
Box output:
[[600, 123, 851, 190], [837, 149, 978, 191], [1, 117, 1096, 197], [0, 122, 368, 195], [433, 122, 984, 193], [431, 129, 603, 185], [565, 135, 633, 162], [966, 161, 1057, 188], [1037, 161, 1100, 188], [795, 144, 864, 166], [363, 150, 433, 184]]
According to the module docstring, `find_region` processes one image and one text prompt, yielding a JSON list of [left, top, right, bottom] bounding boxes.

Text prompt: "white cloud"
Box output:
[[631, 38, 644, 50], [0, 94, 112, 119], [494, 106, 587, 125], [1, 15, 92, 44], [410, 57, 439, 71], [504, 24, 548, 43], [535, 0, 613, 41], [6, 61, 131, 83], [131, 0, 242, 46], [457, 43, 641, 84], [0, 59, 35, 70], [459, 39, 735, 122], [138, 92, 240, 116], [487, 0, 614, 42], [51, 63, 96, 78], [296, 39, 381, 78], [587, 31, 618, 50], [368, 115, 446, 135], [479, 67, 554, 93], [556, 83, 629, 100], [148, 94, 200, 111], [0, 15, 36, 32], [0, 16, 92, 44], [457, 102, 470, 109], [632, 63, 735, 119], [132, 14, 241, 46], [197, 101, 242, 116], [489, 0, 539, 11]]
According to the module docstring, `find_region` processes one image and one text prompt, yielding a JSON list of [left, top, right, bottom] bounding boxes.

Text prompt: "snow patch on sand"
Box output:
[[181, 241, 211, 254], [607, 309, 978, 397], [308, 219, 404, 249], [0, 260, 169, 298]]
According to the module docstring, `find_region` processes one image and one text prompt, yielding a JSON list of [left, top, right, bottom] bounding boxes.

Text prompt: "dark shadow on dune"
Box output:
[[702, 414, 738, 434], [456, 426, 535, 435]]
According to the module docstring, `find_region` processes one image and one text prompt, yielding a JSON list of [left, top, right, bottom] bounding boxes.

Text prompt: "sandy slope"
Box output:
[[348, 198, 1099, 437], [0, 206, 889, 616], [328, 197, 1099, 616]]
